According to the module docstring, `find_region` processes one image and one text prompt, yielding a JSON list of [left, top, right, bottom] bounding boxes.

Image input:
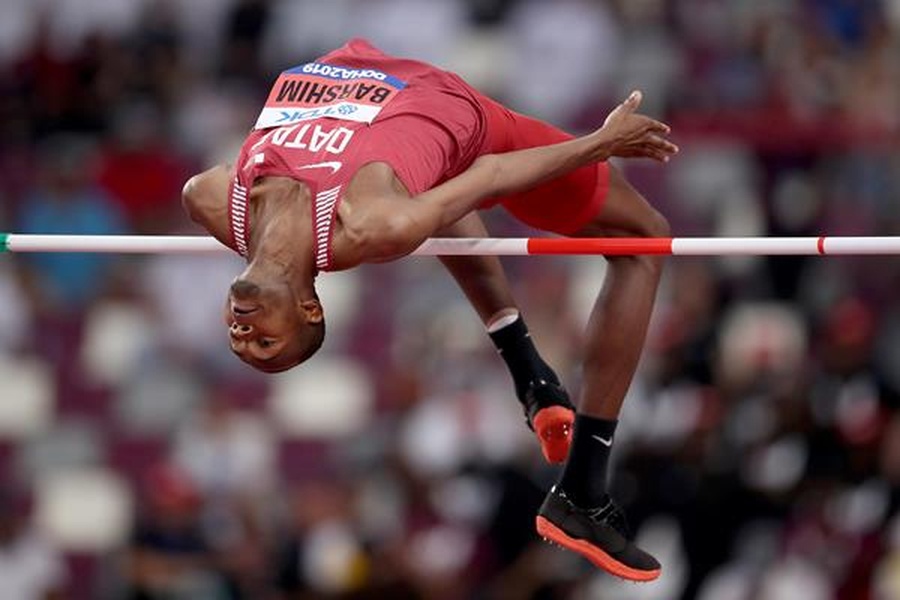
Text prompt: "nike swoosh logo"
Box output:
[[297, 161, 343, 174], [592, 434, 613, 447]]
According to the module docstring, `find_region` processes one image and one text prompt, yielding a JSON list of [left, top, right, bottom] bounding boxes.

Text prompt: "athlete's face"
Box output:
[[225, 278, 324, 372]]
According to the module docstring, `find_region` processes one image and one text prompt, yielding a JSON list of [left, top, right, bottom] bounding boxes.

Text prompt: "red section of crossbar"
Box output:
[[526, 237, 674, 256]]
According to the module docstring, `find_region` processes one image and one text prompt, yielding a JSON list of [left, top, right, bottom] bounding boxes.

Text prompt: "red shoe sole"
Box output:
[[532, 406, 574, 464], [536, 516, 661, 582]]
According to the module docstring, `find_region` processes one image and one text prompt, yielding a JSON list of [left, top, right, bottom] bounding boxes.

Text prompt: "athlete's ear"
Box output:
[[299, 298, 324, 324]]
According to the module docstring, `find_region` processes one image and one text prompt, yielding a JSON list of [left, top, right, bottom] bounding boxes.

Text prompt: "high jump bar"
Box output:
[[2, 234, 900, 256]]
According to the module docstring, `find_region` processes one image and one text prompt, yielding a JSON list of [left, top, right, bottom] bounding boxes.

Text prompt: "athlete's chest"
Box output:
[[326, 162, 409, 270]]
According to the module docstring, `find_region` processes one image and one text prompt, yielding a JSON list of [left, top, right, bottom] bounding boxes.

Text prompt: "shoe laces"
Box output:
[[586, 499, 632, 538], [555, 487, 633, 539]]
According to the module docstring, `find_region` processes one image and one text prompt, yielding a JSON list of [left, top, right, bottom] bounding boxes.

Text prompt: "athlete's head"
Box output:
[[225, 277, 325, 373]]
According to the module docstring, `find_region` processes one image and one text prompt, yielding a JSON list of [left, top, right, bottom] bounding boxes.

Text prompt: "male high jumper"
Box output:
[[183, 39, 677, 581]]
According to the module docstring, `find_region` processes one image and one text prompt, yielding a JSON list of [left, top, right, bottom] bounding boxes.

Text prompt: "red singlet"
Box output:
[[229, 38, 608, 271]]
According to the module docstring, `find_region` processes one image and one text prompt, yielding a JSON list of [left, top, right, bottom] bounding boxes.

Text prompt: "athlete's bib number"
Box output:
[[254, 62, 406, 130]]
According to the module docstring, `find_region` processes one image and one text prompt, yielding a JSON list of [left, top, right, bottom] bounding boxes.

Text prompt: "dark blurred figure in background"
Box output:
[[16, 135, 125, 314], [124, 463, 221, 599]]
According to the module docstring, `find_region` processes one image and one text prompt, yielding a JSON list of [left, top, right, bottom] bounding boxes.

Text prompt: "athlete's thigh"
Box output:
[[489, 105, 608, 236], [497, 161, 607, 236]]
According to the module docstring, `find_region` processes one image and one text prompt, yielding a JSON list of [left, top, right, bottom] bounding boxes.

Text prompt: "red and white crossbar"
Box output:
[[3, 234, 900, 256]]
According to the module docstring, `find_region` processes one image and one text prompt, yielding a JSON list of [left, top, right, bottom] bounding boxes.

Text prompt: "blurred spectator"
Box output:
[[273, 478, 375, 598], [138, 250, 246, 369], [0, 262, 33, 353], [353, 0, 469, 68], [124, 463, 223, 599], [503, 0, 621, 127], [16, 135, 126, 314], [171, 386, 276, 598], [0, 0, 40, 64], [171, 386, 275, 499], [0, 485, 67, 600], [220, 0, 272, 84], [42, 0, 145, 59], [96, 102, 192, 232]]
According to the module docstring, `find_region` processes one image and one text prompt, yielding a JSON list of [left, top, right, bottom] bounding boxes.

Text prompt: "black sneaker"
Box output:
[[536, 486, 661, 581], [523, 380, 575, 464]]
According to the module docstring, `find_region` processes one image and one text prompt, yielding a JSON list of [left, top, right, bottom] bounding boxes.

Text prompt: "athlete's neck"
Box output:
[[245, 178, 317, 294]]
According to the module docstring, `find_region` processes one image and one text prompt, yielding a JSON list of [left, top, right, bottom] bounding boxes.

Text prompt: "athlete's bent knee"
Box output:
[[642, 206, 670, 239], [595, 170, 671, 240], [618, 191, 670, 240]]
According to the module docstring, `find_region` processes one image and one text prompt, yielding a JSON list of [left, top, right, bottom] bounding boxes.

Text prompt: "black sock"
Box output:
[[488, 315, 560, 402], [558, 414, 618, 507]]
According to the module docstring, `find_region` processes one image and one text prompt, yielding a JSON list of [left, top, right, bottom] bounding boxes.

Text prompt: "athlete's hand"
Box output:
[[594, 91, 678, 163]]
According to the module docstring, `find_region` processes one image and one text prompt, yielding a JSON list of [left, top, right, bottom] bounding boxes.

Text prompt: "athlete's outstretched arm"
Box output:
[[368, 91, 677, 261], [181, 164, 233, 246]]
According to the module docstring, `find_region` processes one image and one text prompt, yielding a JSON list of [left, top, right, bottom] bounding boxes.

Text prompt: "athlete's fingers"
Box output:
[[653, 148, 673, 163], [639, 145, 664, 160], [623, 90, 642, 112], [614, 91, 642, 115], [637, 132, 675, 152], [633, 142, 673, 162], [621, 116, 670, 142], [644, 133, 679, 154], [641, 117, 671, 136], [603, 91, 645, 128], [640, 147, 670, 163], [655, 141, 678, 160]]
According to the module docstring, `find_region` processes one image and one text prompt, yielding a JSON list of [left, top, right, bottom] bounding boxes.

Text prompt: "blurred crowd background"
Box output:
[[1, 0, 900, 598]]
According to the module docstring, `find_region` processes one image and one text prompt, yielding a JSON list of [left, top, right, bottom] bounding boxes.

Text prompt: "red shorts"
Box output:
[[477, 94, 609, 235]]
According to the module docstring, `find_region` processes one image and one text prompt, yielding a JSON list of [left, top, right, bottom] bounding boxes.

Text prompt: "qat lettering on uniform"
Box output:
[[251, 124, 355, 155]]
